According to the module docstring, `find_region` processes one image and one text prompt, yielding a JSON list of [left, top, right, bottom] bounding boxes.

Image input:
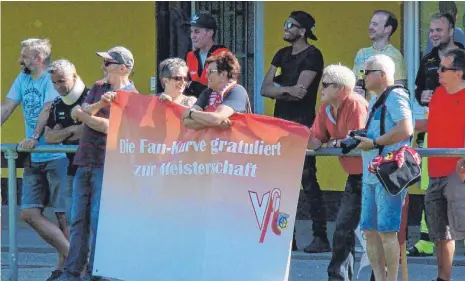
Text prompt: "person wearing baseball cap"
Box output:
[[260, 10, 329, 254], [96, 46, 134, 70], [57, 46, 138, 281], [184, 12, 231, 97]]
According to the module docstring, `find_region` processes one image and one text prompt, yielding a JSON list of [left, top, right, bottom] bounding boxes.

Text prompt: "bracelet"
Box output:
[[188, 109, 194, 119]]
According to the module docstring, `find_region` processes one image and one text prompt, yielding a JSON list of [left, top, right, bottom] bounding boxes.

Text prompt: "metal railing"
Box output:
[[1, 143, 465, 281]]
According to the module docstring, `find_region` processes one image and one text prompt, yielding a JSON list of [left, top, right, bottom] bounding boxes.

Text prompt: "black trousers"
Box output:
[[327, 174, 363, 281]]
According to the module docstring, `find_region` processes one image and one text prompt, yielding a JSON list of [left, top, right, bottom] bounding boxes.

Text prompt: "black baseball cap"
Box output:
[[187, 13, 217, 31], [290, 11, 318, 41]]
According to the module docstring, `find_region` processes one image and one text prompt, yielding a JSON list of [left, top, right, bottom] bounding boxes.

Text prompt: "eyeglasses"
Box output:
[[322, 82, 337, 88], [104, 60, 121, 67], [364, 69, 382, 76], [439, 65, 461, 72], [169, 76, 189, 82], [207, 69, 219, 75], [284, 21, 301, 30]]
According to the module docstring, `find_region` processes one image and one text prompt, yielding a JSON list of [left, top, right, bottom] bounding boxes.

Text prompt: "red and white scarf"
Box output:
[[205, 81, 237, 112]]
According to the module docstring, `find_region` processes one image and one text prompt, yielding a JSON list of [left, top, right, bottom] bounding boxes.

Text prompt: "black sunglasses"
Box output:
[[364, 69, 382, 76], [284, 21, 301, 30], [104, 60, 121, 67], [439, 65, 461, 72], [322, 82, 337, 88], [170, 76, 189, 82]]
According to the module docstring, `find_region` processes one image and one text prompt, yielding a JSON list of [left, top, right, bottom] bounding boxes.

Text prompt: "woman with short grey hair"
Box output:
[[157, 58, 196, 107]]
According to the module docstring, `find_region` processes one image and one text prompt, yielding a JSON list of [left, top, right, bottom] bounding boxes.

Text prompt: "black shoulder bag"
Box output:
[[365, 85, 422, 196]]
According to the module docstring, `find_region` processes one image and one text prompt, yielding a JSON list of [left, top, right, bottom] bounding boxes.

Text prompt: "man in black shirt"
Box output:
[[45, 59, 89, 225], [260, 11, 330, 253]]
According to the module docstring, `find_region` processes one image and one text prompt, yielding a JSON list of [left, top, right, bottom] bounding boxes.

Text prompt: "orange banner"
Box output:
[[93, 91, 310, 281]]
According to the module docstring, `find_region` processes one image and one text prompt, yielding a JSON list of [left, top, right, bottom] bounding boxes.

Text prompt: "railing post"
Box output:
[[5, 148, 18, 281]]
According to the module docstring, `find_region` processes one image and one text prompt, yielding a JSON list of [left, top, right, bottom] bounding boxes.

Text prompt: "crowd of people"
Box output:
[[0, 4, 465, 281]]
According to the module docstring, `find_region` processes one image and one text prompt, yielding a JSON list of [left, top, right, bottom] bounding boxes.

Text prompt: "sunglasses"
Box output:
[[439, 65, 461, 72], [207, 69, 219, 75], [284, 21, 301, 29], [364, 69, 382, 76], [170, 76, 189, 82], [322, 82, 337, 89], [104, 60, 121, 67]]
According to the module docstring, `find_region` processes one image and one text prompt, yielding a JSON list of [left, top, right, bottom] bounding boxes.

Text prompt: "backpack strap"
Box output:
[[364, 85, 411, 155]]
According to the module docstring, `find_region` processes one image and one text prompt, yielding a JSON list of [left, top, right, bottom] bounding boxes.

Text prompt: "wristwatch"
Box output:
[[332, 139, 338, 148], [373, 139, 380, 148], [30, 133, 40, 140], [188, 108, 195, 119]]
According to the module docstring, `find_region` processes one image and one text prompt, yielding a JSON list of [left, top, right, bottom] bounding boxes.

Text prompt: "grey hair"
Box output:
[[322, 64, 356, 91], [366, 54, 395, 84], [158, 58, 188, 80], [48, 59, 76, 77], [21, 38, 52, 63]]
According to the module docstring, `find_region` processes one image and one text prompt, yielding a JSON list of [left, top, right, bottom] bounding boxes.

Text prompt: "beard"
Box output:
[[284, 33, 303, 43], [438, 39, 451, 50]]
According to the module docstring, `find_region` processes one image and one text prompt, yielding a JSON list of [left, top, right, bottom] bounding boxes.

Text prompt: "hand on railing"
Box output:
[[18, 137, 38, 149]]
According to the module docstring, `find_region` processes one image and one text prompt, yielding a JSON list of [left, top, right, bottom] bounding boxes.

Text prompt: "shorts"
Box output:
[[425, 172, 465, 243], [360, 181, 407, 232], [21, 157, 68, 212]]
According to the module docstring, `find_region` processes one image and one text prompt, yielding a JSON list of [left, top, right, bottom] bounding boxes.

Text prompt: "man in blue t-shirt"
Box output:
[[354, 54, 414, 281], [0, 38, 70, 280]]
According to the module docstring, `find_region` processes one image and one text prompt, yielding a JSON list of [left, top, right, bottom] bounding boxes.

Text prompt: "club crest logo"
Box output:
[[248, 188, 289, 243]]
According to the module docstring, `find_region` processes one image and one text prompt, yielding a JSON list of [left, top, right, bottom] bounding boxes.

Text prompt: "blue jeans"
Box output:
[[65, 175, 74, 223], [21, 157, 68, 212], [63, 167, 104, 277]]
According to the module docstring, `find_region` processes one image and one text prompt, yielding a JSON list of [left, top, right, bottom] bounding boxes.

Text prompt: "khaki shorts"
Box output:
[[424, 172, 465, 243]]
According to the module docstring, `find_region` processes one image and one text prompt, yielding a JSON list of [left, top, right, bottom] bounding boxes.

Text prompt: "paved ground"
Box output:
[[2, 206, 465, 281]]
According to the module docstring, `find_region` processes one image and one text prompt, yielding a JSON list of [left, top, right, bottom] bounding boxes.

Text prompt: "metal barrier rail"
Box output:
[[1, 143, 465, 281]]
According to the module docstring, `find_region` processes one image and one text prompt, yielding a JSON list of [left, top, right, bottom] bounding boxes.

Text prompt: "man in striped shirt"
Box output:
[[57, 46, 138, 281]]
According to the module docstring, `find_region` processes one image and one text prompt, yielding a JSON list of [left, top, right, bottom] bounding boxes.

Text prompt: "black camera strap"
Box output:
[[364, 85, 411, 156]]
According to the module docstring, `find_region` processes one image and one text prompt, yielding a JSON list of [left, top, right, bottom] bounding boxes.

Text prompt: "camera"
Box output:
[[340, 129, 368, 154]]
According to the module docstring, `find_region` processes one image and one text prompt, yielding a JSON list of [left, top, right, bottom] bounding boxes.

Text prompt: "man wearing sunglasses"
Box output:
[[354, 54, 414, 281], [57, 46, 138, 281], [353, 10, 407, 100], [409, 12, 464, 260], [184, 12, 231, 97], [260, 11, 330, 254], [418, 48, 465, 281], [307, 64, 368, 281]]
